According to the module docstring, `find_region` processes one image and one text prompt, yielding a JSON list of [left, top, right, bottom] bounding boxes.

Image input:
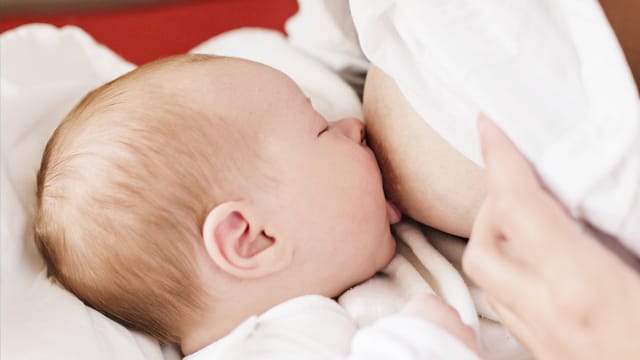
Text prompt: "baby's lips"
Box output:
[[386, 200, 402, 224]]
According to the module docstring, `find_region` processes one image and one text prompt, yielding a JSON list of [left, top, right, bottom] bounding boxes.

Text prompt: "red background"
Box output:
[[0, 0, 299, 65]]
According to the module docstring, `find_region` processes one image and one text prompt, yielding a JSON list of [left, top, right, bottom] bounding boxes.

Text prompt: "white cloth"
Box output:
[[186, 222, 482, 360], [285, 0, 367, 76], [285, 0, 368, 96], [185, 296, 479, 360], [341, 222, 530, 360], [348, 0, 640, 256]]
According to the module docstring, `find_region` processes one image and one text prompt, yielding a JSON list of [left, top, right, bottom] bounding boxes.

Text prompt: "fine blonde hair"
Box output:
[[34, 54, 250, 344]]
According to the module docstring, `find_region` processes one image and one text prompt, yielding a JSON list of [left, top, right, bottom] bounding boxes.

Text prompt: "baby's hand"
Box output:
[[400, 294, 478, 353]]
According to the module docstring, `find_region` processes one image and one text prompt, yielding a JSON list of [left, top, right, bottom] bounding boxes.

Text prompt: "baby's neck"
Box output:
[[180, 298, 261, 355], [180, 311, 237, 356]]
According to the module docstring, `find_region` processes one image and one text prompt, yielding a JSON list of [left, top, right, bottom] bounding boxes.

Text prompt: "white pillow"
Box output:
[[1, 24, 361, 359]]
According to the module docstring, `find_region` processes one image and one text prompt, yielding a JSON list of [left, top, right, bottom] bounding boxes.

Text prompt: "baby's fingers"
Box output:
[[401, 294, 478, 352]]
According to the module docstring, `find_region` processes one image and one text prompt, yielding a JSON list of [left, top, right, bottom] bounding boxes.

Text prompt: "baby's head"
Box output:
[[34, 54, 400, 352]]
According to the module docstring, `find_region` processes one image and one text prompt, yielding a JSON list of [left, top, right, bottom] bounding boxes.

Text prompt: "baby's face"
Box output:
[[186, 58, 401, 296], [236, 62, 401, 296]]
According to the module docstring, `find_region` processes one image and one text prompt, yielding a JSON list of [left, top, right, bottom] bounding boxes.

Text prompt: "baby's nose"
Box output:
[[334, 118, 365, 143]]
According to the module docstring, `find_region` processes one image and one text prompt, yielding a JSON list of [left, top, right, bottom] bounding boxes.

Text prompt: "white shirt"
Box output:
[[348, 0, 640, 255]]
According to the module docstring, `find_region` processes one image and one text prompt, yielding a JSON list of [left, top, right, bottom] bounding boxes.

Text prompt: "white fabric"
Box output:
[[340, 222, 529, 360], [424, 227, 533, 360], [1, 25, 362, 360], [186, 222, 482, 360], [348, 0, 640, 255], [285, 0, 368, 94], [285, 0, 367, 76], [186, 296, 478, 360], [339, 223, 478, 333]]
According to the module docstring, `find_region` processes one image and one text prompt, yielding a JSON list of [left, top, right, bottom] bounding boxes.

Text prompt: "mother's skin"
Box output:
[[363, 65, 485, 238], [363, 0, 640, 239]]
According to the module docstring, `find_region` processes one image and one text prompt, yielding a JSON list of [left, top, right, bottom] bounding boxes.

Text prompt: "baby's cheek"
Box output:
[[371, 230, 396, 272], [383, 236, 397, 263]]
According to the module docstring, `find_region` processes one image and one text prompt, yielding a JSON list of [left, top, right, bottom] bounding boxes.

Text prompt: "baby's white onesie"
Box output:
[[184, 295, 478, 360]]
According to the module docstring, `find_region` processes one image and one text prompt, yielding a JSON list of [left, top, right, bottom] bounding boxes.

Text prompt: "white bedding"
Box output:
[[1, 24, 362, 360]]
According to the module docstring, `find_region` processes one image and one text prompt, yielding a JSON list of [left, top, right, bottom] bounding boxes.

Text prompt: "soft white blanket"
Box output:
[[340, 221, 530, 360]]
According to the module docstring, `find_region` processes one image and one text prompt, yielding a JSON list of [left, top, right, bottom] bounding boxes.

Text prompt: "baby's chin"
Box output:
[[340, 241, 396, 299]]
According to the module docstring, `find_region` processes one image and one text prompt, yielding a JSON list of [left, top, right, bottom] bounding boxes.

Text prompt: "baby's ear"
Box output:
[[202, 201, 292, 279]]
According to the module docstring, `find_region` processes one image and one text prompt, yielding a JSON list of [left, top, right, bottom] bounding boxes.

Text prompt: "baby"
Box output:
[[34, 54, 478, 359]]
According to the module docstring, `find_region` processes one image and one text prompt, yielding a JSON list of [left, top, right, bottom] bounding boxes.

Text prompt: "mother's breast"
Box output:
[[363, 65, 486, 238]]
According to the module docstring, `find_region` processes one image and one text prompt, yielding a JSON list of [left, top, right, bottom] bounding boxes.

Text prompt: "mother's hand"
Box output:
[[463, 115, 640, 359]]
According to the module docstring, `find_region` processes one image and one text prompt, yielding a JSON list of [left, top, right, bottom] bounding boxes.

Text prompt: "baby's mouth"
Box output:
[[386, 200, 401, 224]]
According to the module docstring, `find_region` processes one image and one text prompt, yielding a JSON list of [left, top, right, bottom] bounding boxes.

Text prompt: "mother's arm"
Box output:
[[363, 65, 485, 238]]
